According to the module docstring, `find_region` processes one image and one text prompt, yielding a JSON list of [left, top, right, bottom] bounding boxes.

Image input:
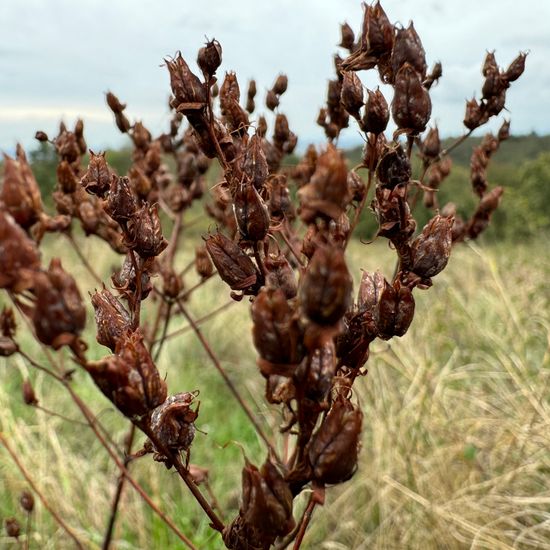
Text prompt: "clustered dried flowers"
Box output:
[[0, 1, 525, 548]]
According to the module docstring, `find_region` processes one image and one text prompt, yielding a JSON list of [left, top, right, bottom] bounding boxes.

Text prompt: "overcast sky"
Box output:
[[0, 0, 548, 153]]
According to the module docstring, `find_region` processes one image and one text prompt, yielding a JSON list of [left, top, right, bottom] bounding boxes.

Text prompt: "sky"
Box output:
[[0, 0, 548, 153]]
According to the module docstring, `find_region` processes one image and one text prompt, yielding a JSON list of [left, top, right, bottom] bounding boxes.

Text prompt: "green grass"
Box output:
[[1, 235, 549, 549]]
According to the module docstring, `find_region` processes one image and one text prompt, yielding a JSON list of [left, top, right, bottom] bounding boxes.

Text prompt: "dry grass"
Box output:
[[1, 236, 549, 549]]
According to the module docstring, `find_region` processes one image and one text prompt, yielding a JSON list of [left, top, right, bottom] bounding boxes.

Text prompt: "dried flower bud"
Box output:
[[272, 74, 288, 96], [1, 146, 44, 229], [300, 245, 352, 326], [266, 89, 279, 111], [106, 91, 126, 113], [393, 281, 415, 336], [411, 214, 453, 279], [307, 396, 362, 484], [340, 71, 364, 118], [392, 63, 432, 133], [4, 518, 21, 539], [150, 392, 198, 456], [391, 22, 427, 79], [81, 151, 111, 197], [233, 182, 270, 242], [467, 186, 504, 239], [0, 209, 41, 291], [482, 51, 498, 77], [361, 88, 389, 134], [35, 130, 49, 142], [361, 0, 394, 56], [504, 52, 527, 82], [129, 203, 168, 258], [22, 379, 38, 406], [166, 53, 206, 113], [265, 253, 297, 299], [299, 341, 337, 402], [91, 288, 131, 351], [195, 245, 214, 279], [339, 22, 355, 51], [376, 143, 412, 189], [242, 135, 269, 190], [204, 232, 258, 295], [86, 330, 167, 420], [424, 61, 442, 89], [32, 259, 86, 348], [423, 126, 441, 158], [20, 491, 35, 513], [197, 39, 222, 78], [464, 97, 485, 130], [498, 120, 511, 142], [105, 176, 138, 223]]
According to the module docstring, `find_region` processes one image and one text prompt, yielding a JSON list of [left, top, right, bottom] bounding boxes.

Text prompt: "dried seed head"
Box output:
[[300, 245, 353, 326], [150, 392, 198, 456], [504, 52, 527, 82], [339, 22, 355, 51], [195, 245, 214, 279], [340, 71, 364, 118], [104, 176, 138, 223], [91, 288, 131, 352], [233, 182, 270, 242], [307, 396, 362, 484], [106, 91, 126, 114], [111, 253, 153, 300], [482, 51, 498, 77], [423, 126, 441, 158], [376, 143, 411, 188], [81, 151, 111, 198], [35, 130, 49, 142], [32, 259, 86, 349], [22, 379, 38, 406], [498, 119, 511, 142], [1, 146, 44, 229], [86, 330, 167, 420], [197, 39, 222, 78], [0, 209, 41, 292], [391, 22, 427, 79], [4, 518, 21, 539], [265, 253, 297, 300], [272, 74, 288, 96], [242, 135, 269, 191], [392, 63, 432, 133], [393, 281, 415, 336], [464, 97, 485, 130], [424, 61, 443, 89], [361, 88, 389, 134], [299, 341, 337, 402], [166, 53, 206, 112], [266, 89, 280, 111], [361, 0, 394, 56], [20, 491, 35, 513], [411, 214, 453, 279], [204, 232, 258, 294], [129, 203, 168, 258]]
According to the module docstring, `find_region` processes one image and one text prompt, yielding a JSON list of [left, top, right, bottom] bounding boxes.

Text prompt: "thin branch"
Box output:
[[292, 493, 318, 550], [175, 299, 279, 461], [0, 434, 85, 549]]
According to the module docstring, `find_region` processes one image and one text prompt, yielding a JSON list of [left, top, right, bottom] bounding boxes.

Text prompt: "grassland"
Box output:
[[1, 234, 549, 549]]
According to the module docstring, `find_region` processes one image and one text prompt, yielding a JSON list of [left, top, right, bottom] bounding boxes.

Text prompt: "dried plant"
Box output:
[[0, 2, 526, 548]]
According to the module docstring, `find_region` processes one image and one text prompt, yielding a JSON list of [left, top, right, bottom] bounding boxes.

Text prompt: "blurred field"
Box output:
[[1, 234, 549, 549]]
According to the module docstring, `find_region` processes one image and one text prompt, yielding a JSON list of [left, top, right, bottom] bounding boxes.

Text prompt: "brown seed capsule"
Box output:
[[129, 203, 168, 258], [361, 88, 389, 134], [165, 53, 206, 112], [195, 245, 214, 279], [91, 288, 132, 352], [35, 130, 49, 142], [423, 126, 441, 159], [265, 253, 297, 299], [391, 22, 427, 79], [86, 330, 167, 420], [20, 491, 35, 513], [204, 232, 258, 294], [498, 120, 511, 142], [300, 245, 353, 326], [299, 341, 337, 402], [339, 22, 355, 51], [104, 175, 138, 223], [150, 392, 198, 457], [393, 282, 415, 337], [22, 379, 38, 406], [411, 214, 453, 278], [4, 518, 21, 538], [241, 458, 295, 539], [482, 51, 498, 77], [266, 89, 280, 111], [464, 97, 485, 130], [233, 182, 270, 242], [504, 52, 527, 82], [252, 287, 300, 367], [106, 91, 126, 114], [242, 134, 269, 190], [0, 209, 41, 292], [272, 74, 288, 96], [361, 0, 394, 56], [424, 61, 443, 89], [376, 143, 412, 188], [307, 396, 362, 484], [391, 63, 432, 133], [1, 146, 44, 229], [81, 151, 111, 197], [32, 259, 86, 349], [197, 39, 222, 78], [340, 71, 364, 119]]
